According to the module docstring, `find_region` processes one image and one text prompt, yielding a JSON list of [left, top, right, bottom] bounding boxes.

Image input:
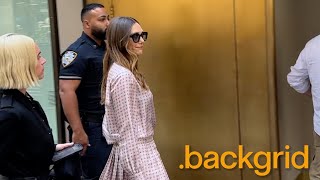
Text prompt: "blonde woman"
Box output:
[[0, 33, 73, 179], [100, 17, 169, 179]]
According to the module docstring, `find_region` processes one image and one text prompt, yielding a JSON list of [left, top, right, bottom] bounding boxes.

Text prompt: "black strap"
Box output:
[[80, 112, 104, 123]]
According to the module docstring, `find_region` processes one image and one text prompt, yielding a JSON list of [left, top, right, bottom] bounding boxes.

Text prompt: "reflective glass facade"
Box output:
[[0, 0, 58, 141]]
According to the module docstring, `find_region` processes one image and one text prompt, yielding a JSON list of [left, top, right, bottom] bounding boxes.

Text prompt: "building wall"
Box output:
[[86, 0, 278, 179], [53, 0, 320, 179], [56, 0, 83, 53]]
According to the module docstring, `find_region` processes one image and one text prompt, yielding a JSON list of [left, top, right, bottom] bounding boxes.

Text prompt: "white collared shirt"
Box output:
[[287, 35, 320, 136]]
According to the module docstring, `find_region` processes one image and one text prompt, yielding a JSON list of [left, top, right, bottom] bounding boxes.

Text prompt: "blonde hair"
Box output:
[[0, 33, 38, 89], [101, 17, 148, 104]]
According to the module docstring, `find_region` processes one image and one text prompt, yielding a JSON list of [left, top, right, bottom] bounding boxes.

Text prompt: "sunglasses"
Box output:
[[130, 32, 148, 43]]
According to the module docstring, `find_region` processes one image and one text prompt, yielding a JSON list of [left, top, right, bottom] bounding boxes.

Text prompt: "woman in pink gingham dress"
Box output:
[[100, 17, 169, 180]]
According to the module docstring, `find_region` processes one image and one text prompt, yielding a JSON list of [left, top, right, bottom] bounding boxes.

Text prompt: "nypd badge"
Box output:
[[62, 51, 77, 67]]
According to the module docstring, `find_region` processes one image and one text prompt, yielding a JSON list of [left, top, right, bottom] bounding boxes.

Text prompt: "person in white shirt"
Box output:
[[287, 35, 320, 180]]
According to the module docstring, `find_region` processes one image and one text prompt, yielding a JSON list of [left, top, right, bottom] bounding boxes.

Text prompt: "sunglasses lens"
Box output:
[[132, 33, 140, 43], [141, 32, 148, 41]]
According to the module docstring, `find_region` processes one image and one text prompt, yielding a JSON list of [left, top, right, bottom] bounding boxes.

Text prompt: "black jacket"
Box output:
[[0, 89, 55, 178]]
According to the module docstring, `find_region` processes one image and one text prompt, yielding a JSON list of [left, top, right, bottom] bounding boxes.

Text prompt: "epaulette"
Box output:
[[0, 95, 13, 109], [69, 38, 86, 51], [75, 39, 86, 50]]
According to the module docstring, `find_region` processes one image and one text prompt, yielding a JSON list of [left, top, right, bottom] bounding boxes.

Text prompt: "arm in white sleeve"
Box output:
[[287, 48, 311, 93]]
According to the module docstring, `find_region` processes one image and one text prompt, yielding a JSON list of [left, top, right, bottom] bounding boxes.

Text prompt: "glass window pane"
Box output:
[[0, 0, 58, 142]]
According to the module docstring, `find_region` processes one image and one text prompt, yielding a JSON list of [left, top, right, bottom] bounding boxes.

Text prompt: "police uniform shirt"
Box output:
[[59, 32, 105, 114]]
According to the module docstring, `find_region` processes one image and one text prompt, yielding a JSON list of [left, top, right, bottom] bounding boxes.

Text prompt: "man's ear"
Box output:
[[83, 20, 90, 29]]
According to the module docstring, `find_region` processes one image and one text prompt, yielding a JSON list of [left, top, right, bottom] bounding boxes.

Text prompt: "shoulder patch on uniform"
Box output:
[[62, 51, 78, 67]]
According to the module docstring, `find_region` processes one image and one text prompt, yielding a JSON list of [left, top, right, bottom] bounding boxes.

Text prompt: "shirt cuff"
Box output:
[[292, 82, 310, 94]]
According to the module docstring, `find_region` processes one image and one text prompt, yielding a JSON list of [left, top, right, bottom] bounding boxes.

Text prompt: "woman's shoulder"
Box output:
[[0, 107, 20, 125], [0, 92, 30, 120], [109, 63, 135, 81], [110, 63, 131, 74]]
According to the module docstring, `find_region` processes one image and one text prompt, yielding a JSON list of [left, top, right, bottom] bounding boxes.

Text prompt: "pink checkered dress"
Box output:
[[100, 63, 169, 180]]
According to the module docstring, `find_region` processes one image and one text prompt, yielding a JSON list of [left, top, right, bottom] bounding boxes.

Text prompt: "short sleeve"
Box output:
[[59, 50, 87, 80]]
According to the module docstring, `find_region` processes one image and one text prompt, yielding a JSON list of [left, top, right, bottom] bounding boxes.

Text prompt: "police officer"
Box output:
[[59, 3, 112, 180]]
